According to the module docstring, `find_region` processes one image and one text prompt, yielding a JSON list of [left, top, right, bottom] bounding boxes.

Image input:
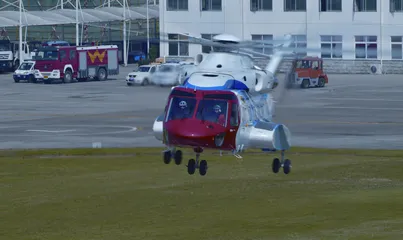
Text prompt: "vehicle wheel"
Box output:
[[142, 78, 149, 86], [187, 159, 196, 175], [283, 159, 292, 174], [301, 79, 309, 89], [14, 60, 20, 71], [174, 150, 182, 165], [96, 68, 107, 81], [63, 70, 73, 83], [272, 158, 280, 173], [14, 79, 19, 83], [127, 82, 132, 86], [199, 160, 208, 176], [28, 75, 36, 83], [318, 77, 325, 87], [163, 151, 171, 164]]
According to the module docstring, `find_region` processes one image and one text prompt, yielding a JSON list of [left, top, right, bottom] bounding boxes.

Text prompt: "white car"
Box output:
[[126, 64, 156, 86], [13, 60, 36, 83], [151, 63, 182, 86], [179, 63, 198, 84]]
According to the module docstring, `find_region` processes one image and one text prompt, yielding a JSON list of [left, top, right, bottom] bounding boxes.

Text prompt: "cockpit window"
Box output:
[[196, 99, 228, 127], [166, 97, 197, 121]]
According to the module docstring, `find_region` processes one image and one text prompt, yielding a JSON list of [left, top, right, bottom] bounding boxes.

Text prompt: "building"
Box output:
[[159, 0, 403, 73]]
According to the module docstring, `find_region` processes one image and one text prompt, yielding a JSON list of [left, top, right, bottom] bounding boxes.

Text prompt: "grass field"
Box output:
[[1, 147, 403, 240]]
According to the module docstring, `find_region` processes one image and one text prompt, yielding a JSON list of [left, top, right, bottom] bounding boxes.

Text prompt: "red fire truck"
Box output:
[[32, 45, 119, 84]]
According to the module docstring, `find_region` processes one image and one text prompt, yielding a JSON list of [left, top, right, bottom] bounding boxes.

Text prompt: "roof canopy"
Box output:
[[0, 5, 159, 28]]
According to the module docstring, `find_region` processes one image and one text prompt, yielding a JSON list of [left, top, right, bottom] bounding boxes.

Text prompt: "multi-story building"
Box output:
[[159, 0, 403, 73]]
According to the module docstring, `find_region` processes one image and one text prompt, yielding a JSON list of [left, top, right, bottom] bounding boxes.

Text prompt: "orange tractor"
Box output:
[[287, 57, 328, 88]]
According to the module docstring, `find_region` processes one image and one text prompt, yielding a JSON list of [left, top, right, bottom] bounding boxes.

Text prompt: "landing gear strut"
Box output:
[[163, 148, 182, 165], [187, 147, 208, 176], [272, 150, 291, 174]]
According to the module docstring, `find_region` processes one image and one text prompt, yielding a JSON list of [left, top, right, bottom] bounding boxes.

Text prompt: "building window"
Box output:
[[251, 34, 273, 55], [390, 0, 403, 12], [251, 0, 272, 11], [320, 0, 342, 11], [201, 34, 218, 53], [320, 35, 342, 59], [291, 35, 307, 56], [201, 0, 222, 11], [284, 0, 306, 11], [391, 36, 403, 59], [355, 35, 377, 59], [167, 0, 188, 11], [168, 34, 189, 56], [353, 0, 377, 12]]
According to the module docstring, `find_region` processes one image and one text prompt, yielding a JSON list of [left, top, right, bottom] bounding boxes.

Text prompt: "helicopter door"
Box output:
[[227, 103, 240, 149]]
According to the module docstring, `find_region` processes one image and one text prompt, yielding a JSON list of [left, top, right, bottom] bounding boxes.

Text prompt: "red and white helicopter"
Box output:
[[152, 33, 309, 176]]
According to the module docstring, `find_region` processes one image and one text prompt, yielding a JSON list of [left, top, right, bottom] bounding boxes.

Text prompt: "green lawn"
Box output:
[[1, 147, 403, 240]]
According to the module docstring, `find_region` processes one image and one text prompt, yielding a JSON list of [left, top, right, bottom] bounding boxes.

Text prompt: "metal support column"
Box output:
[[75, 0, 79, 46], [147, 0, 150, 59], [19, 0, 23, 64], [123, 0, 127, 66]]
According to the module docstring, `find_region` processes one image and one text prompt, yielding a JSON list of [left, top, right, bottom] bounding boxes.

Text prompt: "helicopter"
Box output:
[[151, 33, 299, 176]]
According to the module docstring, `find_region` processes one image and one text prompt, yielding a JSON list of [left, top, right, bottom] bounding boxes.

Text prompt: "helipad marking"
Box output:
[[26, 129, 76, 133]]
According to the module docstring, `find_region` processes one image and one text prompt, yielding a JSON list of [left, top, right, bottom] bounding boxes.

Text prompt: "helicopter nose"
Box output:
[[165, 119, 225, 147]]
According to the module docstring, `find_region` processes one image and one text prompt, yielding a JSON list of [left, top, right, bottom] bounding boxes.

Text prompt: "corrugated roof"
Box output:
[[0, 4, 159, 28]]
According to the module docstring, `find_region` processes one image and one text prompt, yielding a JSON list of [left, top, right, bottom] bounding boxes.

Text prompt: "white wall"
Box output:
[[160, 0, 403, 60]]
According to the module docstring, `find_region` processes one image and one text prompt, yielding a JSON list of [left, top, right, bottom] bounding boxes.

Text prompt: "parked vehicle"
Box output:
[[287, 57, 328, 88], [13, 60, 36, 83], [126, 64, 157, 86], [0, 40, 31, 72], [31, 45, 119, 84]]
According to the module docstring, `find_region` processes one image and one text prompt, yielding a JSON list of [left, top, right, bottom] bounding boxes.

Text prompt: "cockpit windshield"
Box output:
[[196, 99, 228, 127], [166, 96, 197, 121], [158, 65, 176, 72], [18, 62, 34, 70], [138, 66, 150, 72], [32, 50, 58, 60]]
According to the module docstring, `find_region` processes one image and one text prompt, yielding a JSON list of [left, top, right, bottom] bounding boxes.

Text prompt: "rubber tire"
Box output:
[[142, 78, 149, 86], [272, 158, 280, 173], [174, 150, 182, 165], [97, 68, 107, 81], [318, 77, 325, 87], [187, 159, 196, 175], [29, 75, 37, 83], [127, 82, 132, 86], [63, 70, 73, 83], [199, 160, 207, 176], [14, 79, 19, 83], [283, 159, 291, 174], [301, 79, 309, 89], [163, 151, 171, 164]]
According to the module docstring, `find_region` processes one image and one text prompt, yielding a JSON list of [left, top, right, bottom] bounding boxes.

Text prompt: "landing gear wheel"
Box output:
[[283, 159, 292, 174], [272, 158, 281, 173], [187, 159, 196, 175], [199, 160, 207, 176], [163, 151, 171, 164], [174, 150, 182, 165]]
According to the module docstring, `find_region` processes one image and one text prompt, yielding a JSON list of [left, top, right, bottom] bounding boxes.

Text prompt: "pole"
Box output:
[[147, 0, 150, 59], [19, 0, 23, 64], [108, 0, 110, 7], [61, 0, 63, 9], [153, 0, 156, 5], [380, 1, 383, 71], [75, 0, 79, 46], [123, 0, 127, 66]]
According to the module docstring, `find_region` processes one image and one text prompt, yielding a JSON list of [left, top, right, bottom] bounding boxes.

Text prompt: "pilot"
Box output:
[[213, 105, 226, 126]]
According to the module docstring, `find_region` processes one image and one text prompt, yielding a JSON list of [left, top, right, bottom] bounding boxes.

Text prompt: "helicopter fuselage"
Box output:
[[153, 87, 291, 152]]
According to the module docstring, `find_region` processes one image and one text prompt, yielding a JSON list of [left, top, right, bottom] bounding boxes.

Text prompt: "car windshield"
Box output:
[[166, 97, 197, 121], [158, 65, 175, 72], [18, 62, 33, 70], [138, 66, 150, 72], [0, 43, 10, 51], [32, 50, 58, 60], [196, 99, 228, 127]]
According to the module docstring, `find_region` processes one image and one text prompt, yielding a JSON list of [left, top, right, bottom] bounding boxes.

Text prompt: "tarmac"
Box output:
[[0, 67, 403, 150]]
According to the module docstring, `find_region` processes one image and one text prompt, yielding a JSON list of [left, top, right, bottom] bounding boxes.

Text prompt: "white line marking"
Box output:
[[26, 130, 77, 133]]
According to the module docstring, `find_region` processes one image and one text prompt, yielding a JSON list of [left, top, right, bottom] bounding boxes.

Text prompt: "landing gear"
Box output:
[[163, 148, 183, 165], [272, 150, 292, 175], [186, 147, 208, 176]]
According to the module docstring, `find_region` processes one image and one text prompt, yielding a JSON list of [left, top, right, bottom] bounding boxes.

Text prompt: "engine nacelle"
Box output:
[[255, 73, 275, 94], [248, 122, 291, 151]]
